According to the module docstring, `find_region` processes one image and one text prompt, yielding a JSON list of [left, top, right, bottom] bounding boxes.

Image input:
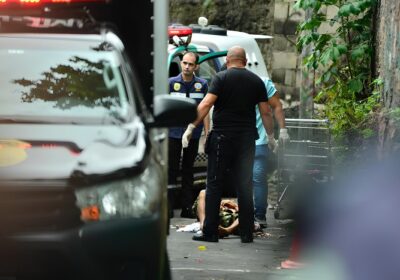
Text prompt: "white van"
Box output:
[[165, 23, 273, 185], [166, 23, 273, 194], [190, 24, 272, 79], [188, 23, 273, 169]]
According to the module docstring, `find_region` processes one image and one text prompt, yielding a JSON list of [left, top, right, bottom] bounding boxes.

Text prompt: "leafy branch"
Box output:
[[295, 0, 379, 143]]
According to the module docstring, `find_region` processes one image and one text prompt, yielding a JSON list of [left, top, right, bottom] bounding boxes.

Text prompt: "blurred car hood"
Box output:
[[0, 117, 147, 181]]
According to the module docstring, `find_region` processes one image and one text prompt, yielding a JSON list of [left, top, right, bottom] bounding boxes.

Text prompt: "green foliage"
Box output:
[[295, 0, 379, 145]]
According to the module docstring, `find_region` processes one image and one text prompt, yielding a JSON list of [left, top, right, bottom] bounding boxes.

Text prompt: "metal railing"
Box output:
[[274, 118, 332, 219]]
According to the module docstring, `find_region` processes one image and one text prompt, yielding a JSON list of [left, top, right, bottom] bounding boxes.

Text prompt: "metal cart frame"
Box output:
[[274, 118, 332, 219]]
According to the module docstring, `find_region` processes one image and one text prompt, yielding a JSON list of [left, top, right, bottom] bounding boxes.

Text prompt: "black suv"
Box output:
[[0, 1, 195, 279]]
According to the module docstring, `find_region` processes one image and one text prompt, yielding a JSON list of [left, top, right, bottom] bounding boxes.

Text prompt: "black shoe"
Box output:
[[180, 208, 195, 218], [192, 233, 218, 242], [240, 234, 253, 243]]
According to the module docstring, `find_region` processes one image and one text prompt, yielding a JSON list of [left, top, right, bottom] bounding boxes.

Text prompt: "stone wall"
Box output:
[[169, 0, 274, 74], [272, 0, 303, 103], [273, 1, 339, 106], [170, 0, 303, 103], [170, 1, 339, 106]]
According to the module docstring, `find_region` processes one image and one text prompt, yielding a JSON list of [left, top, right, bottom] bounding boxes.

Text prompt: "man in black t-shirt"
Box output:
[[181, 46, 271, 243]]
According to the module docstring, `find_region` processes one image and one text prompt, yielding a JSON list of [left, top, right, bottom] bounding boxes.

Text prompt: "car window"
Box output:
[[169, 56, 181, 78], [196, 57, 221, 84], [0, 36, 132, 124]]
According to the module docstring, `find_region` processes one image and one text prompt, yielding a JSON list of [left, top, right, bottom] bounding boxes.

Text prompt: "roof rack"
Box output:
[[189, 23, 227, 36]]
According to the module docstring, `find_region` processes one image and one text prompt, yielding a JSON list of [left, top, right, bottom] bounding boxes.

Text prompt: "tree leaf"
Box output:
[[338, 4, 352, 16], [337, 44, 348, 54], [348, 79, 363, 93], [331, 46, 340, 61], [350, 3, 361, 15], [320, 49, 331, 65], [293, 0, 302, 10], [351, 47, 365, 60]]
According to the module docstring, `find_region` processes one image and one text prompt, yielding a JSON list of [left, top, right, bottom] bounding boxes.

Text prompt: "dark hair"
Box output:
[[182, 51, 200, 64]]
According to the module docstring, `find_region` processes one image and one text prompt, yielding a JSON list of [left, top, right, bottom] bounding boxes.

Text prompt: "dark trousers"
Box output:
[[168, 137, 199, 209], [203, 130, 256, 238]]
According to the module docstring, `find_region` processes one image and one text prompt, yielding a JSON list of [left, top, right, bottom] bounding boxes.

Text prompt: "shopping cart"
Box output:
[[274, 118, 332, 219]]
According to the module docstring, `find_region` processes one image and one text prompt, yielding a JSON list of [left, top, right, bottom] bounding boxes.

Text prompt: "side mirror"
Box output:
[[150, 95, 197, 128]]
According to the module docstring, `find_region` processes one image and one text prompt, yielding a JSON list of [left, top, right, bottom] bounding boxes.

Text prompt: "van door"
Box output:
[[196, 51, 227, 84], [167, 46, 227, 81]]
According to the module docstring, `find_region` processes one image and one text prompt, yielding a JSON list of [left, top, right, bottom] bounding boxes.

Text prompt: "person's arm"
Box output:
[[259, 102, 274, 136], [220, 199, 239, 212], [218, 219, 239, 236], [181, 93, 217, 148], [268, 93, 285, 129], [258, 101, 274, 135], [203, 113, 210, 136], [202, 82, 210, 134], [268, 92, 289, 143], [259, 101, 278, 152], [193, 93, 217, 126]]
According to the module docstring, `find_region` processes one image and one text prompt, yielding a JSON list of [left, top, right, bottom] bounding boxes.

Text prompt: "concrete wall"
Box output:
[[272, 0, 303, 102], [272, 1, 339, 104]]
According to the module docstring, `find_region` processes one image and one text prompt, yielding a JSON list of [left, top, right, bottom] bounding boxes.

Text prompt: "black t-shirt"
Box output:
[[209, 67, 268, 132]]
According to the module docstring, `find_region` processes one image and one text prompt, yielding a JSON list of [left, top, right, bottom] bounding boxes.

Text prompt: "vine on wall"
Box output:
[[295, 0, 380, 151]]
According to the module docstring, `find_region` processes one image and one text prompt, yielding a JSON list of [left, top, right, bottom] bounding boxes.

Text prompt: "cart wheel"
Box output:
[[274, 207, 280, 219]]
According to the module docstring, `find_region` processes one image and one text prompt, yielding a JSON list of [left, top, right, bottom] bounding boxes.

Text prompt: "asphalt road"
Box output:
[[167, 209, 294, 280]]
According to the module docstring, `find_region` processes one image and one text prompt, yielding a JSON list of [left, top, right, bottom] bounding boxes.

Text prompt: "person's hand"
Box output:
[[182, 123, 196, 148], [221, 200, 239, 212], [278, 128, 290, 145], [267, 134, 278, 153]]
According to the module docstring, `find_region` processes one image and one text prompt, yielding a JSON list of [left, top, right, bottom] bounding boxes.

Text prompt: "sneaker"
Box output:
[[253, 221, 262, 232], [255, 217, 268, 228]]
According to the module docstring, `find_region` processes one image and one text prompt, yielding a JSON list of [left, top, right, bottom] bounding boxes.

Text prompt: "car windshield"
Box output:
[[0, 35, 132, 124]]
